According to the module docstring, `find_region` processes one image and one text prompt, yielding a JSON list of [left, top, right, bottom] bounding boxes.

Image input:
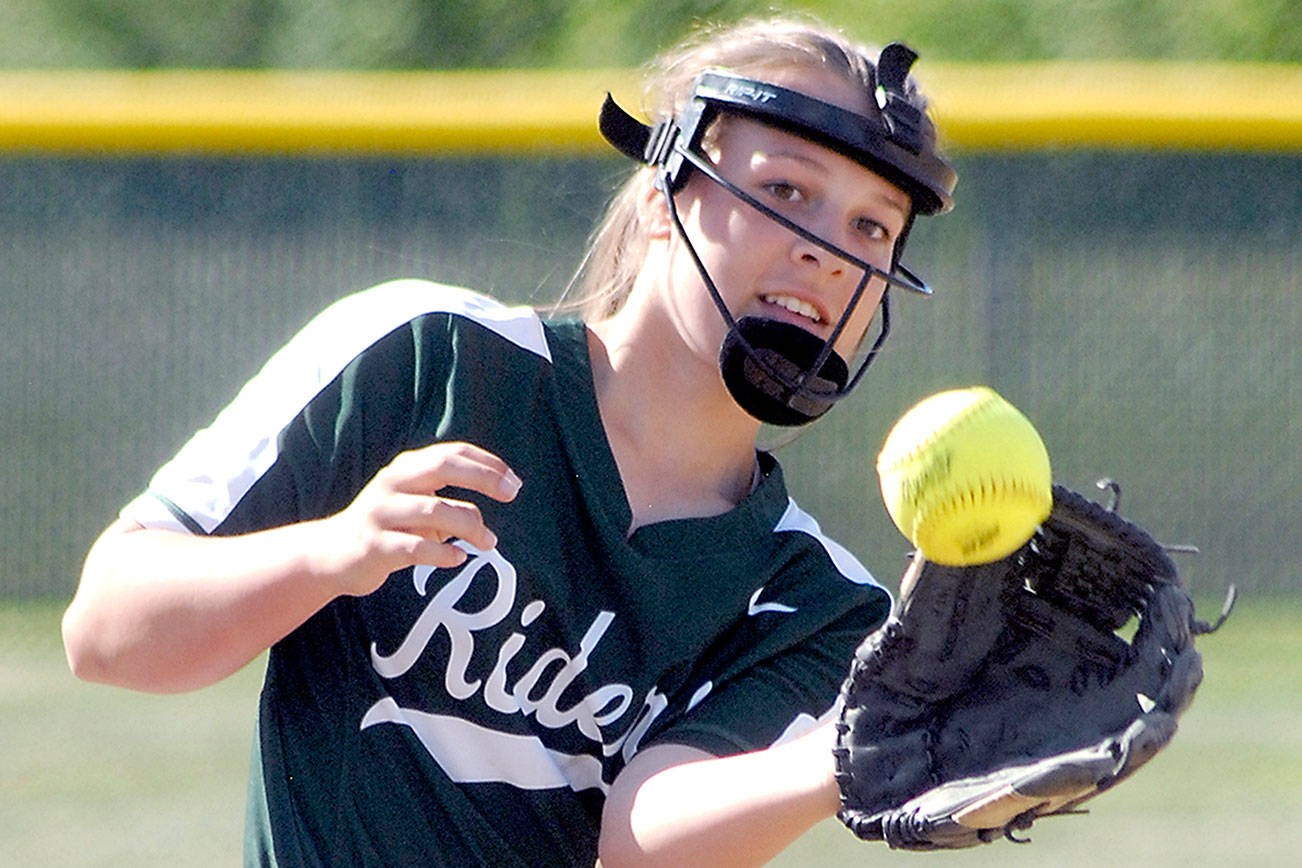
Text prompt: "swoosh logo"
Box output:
[[748, 586, 797, 616]]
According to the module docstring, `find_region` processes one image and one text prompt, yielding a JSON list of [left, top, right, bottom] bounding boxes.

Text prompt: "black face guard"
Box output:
[[598, 43, 957, 426]]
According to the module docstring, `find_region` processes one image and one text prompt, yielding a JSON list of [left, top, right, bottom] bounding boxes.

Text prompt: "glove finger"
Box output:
[[1110, 713, 1178, 784], [847, 553, 1018, 705], [1131, 584, 1195, 656], [1128, 585, 1204, 716], [1154, 644, 1203, 716]]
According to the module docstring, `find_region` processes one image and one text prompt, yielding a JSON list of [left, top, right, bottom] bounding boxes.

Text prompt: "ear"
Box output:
[[634, 171, 673, 241]]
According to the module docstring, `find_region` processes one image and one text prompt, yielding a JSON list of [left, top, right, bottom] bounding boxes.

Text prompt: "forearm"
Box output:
[[62, 519, 346, 693], [599, 725, 842, 868]]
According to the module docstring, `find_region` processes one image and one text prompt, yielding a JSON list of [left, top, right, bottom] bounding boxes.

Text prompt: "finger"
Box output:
[[388, 442, 523, 502], [373, 529, 471, 571], [375, 493, 498, 552]]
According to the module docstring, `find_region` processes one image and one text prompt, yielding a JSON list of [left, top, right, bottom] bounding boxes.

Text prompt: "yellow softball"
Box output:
[[876, 386, 1053, 566]]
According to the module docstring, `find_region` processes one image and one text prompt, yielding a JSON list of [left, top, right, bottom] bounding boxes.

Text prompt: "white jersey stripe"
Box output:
[[774, 497, 881, 587], [360, 697, 610, 794], [122, 280, 549, 534], [769, 700, 842, 748], [769, 501, 885, 748]]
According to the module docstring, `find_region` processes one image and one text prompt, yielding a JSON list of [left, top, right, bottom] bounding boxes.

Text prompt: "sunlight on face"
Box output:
[[694, 94, 911, 358]]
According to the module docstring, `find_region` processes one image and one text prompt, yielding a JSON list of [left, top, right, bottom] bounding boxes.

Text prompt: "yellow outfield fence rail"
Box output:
[[0, 62, 1297, 155]]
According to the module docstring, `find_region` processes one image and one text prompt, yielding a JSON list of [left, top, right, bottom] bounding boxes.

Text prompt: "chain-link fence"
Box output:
[[1, 151, 1296, 598]]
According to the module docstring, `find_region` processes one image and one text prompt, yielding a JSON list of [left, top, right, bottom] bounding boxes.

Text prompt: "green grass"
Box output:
[[1, 600, 263, 866], [4, 595, 1299, 866]]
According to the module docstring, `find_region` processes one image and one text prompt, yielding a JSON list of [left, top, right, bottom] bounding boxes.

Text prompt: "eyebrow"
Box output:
[[761, 148, 911, 216]]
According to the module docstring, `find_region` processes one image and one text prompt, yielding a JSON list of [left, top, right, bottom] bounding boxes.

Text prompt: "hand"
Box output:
[[314, 441, 522, 597]]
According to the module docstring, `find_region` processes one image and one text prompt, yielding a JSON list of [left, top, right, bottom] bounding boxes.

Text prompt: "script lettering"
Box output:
[[368, 547, 654, 753]]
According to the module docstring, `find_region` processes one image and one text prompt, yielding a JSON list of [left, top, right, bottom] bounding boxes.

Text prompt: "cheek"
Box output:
[[676, 208, 764, 305], [833, 277, 888, 357], [662, 239, 731, 347]]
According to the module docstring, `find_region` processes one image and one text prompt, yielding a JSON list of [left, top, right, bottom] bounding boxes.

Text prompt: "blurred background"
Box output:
[[0, 0, 1298, 865], [1, 0, 1299, 65], [1, 0, 1296, 598]]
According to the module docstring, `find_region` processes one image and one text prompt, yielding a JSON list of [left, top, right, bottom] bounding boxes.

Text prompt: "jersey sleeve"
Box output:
[[119, 280, 526, 536], [645, 508, 892, 758], [653, 596, 887, 756]]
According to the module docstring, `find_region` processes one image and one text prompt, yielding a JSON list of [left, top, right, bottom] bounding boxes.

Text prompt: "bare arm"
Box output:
[[598, 723, 842, 868], [62, 441, 522, 694]]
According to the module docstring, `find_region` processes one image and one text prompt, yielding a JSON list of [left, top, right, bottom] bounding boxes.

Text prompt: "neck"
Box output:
[[586, 310, 762, 532]]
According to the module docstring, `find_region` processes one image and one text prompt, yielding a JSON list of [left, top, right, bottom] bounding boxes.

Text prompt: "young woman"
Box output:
[[63, 15, 955, 867]]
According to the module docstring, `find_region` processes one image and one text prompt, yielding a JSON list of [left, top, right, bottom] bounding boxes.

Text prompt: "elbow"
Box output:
[[61, 586, 152, 690], [597, 833, 717, 868], [597, 794, 666, 868], [60, 598, 199, 694], [596, 836, 653, 868], [62, 520, 155, 689], [61, 585, 229, 695], [61, 599, 113, 685], [63, 528, 116, 683]]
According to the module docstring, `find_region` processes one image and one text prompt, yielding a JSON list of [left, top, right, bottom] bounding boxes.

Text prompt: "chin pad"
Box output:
[[719, 317, 849, 426]]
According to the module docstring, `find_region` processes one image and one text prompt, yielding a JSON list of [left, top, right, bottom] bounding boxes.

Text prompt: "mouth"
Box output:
[[760, 294, 826, 327]]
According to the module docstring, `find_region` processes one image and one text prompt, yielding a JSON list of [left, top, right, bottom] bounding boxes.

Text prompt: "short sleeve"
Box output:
[[653, 593, 889, 756], [118, 280, 525, 536]]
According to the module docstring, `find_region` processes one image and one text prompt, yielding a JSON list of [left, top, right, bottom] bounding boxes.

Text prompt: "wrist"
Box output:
[[291, 516, 374, 599], [786, 722, 843, 817]]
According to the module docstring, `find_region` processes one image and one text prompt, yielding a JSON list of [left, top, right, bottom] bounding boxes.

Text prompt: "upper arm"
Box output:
[[77, 517, 177, 589]]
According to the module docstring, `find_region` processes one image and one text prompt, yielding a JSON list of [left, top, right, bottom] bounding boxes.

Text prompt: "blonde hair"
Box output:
[[559, 14, 931, 322]]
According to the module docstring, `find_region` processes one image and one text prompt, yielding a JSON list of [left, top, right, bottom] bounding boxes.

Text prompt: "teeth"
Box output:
[[763, 295, 822, 323]]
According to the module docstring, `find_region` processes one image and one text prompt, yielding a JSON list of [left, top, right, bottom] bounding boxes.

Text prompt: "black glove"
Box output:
[[834, 483, 1234, 850]]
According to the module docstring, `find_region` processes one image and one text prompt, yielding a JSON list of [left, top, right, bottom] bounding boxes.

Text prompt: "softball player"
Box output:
[[64, 14, 955, 867]]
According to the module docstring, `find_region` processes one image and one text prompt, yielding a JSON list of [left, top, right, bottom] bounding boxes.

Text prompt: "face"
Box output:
[[657, 69, 912, 368]]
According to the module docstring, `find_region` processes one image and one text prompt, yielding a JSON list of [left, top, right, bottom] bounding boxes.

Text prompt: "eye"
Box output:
[[762, 181, 804, 204], [853, 215, 891, 242]]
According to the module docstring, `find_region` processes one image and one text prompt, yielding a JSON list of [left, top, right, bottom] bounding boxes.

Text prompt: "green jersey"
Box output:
[[122, 280, 891, 867]]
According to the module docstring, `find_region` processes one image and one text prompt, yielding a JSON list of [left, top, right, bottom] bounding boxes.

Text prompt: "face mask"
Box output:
[[599, 43, 956, 425]]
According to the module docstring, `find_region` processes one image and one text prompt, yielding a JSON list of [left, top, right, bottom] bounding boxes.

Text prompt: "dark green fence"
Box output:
[[1, 151, 1297, 598]]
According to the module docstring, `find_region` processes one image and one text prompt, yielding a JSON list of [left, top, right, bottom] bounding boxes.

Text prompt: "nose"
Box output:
[[790, 234, 846, 278]]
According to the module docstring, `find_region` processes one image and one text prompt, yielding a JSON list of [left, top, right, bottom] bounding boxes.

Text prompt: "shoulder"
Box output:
[[302, 279, 551, 363], [233, 281, 551, 417], [771, 497, 880, 588], [121, 281, 550, 534], [202, 280, 550, 448]]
